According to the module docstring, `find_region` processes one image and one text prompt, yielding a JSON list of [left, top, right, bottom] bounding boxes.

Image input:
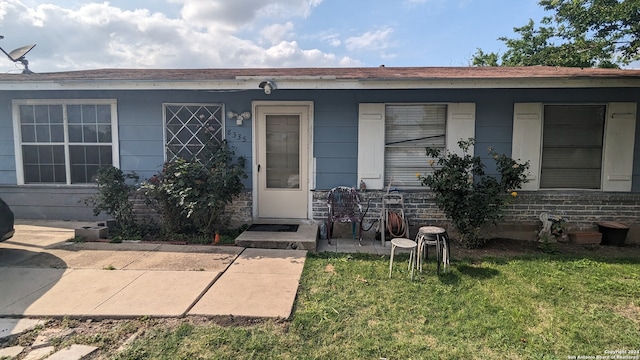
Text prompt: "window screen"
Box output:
[[541, 105, 605, 189], [17, 102, 116, 184], [385, 104, 446, 187]]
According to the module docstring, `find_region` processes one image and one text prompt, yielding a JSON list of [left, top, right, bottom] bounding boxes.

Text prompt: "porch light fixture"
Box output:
[[227, 111, 251, 126], [258, 80, 275, 95]]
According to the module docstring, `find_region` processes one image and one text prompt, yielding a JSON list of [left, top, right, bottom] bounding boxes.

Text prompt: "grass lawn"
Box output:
[[112, 248, 640, 360]]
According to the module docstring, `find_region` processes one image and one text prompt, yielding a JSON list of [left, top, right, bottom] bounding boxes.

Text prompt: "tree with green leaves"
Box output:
[[473, 0, 639, 68]]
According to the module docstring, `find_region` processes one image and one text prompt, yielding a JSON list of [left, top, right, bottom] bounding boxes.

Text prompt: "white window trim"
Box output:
[[12, 99, 119, 186], [357, 102, 476, 190], [162, 102, 226, 162], [512, 102, 637, 192]]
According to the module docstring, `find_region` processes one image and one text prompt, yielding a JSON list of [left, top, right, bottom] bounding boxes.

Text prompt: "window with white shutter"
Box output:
[[384, 104, 447, 187], [512, 102, 636, 191], [358, 103, 475, 189]]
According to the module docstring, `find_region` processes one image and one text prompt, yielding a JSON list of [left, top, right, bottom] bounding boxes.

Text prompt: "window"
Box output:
[[385, 104, 446, 186], [164, 104, 224, 162], [541, 105, 605, 189], [13, 100, 118, 185], [512, 102, 636, 192], [358, 103, 475, 190]]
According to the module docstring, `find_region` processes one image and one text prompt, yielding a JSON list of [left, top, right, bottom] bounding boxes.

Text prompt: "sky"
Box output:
[[0, 0, 594, 73]]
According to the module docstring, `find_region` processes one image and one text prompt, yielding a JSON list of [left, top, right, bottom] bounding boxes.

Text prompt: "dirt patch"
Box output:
[[0, 316, 283, 359], [451, 238, 640, 261], [615, 303, 640, 325]]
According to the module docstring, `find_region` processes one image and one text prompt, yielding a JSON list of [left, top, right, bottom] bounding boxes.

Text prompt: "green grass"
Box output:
[[114, 252, 640, 359]]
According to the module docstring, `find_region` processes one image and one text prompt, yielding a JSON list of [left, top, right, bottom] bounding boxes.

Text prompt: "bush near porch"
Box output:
[[87, 140, 247, 243]]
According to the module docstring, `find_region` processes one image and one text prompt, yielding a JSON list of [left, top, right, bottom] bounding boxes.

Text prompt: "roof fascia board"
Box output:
[[0, 78, 638, 91]]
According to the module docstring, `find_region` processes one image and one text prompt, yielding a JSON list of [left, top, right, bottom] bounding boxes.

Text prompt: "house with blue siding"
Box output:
[[0, 66, 639, 242]]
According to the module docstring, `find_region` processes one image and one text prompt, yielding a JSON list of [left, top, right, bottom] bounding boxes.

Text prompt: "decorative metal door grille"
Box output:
[[164, 104, 224, 162]]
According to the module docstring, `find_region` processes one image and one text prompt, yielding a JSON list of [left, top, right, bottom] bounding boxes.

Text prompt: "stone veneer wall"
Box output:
[[222, 191, 253, 224], [131, 190, 254, 225], [311, 190, 640, 244], [140, 189, 639, 244]]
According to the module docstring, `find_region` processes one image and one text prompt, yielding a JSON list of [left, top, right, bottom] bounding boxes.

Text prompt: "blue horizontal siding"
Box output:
[[314, 126, 357, 143], [315, 142, 357, 158], [0, 185, 100, 220], [315, 174, 357, 190], [0, 170, 16, 184], [118, 125, 163, 141], [0, 140, 14, 160], [120, 140, 163, 157], [0, 86, 638, 222], [0, 155, 15, 171]]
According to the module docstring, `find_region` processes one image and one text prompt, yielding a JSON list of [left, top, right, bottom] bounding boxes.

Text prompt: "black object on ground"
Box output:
[[246, 224, 299, 232], [597, 221, 630, 246], [0, 196, 15, 241]]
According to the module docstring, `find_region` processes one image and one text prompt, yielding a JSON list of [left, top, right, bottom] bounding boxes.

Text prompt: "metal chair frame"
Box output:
[[326, 186, 363, 245], [416, 226, 450, 274]]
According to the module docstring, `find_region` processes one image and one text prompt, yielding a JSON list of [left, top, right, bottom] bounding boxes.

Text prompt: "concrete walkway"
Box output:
[[0, 222, 306, 320], [0, 221, 408, 359]]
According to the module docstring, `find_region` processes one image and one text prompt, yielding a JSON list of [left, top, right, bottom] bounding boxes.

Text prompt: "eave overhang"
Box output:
[[0, 66, 639, 91]]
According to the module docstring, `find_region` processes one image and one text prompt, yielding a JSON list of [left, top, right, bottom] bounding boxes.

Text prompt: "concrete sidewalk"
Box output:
[[0, 223, 306, 320]]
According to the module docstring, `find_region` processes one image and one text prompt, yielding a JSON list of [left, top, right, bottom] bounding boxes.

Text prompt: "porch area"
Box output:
[[234, 220, 399, 254]]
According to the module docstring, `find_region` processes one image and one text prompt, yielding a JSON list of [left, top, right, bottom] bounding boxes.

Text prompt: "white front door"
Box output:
[[254, 103, 311, 219]]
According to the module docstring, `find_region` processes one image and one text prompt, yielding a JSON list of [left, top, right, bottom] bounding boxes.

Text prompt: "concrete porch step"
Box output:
[[234, 222, 318, 251]]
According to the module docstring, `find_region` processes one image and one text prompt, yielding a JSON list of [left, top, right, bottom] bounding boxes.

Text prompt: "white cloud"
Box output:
[[173, 0, 323, 30], [261, 22, 295, 45], [244, 40, 359, 68], [345, 27, 394, 52], [319, 32, 341, 47], [0, 0, 351, 73]]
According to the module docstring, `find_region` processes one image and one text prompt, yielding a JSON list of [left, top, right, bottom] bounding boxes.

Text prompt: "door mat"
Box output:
[[246, 224, 299, 232]]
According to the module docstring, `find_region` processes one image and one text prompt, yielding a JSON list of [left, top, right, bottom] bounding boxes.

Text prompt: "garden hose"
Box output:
[[386, 210, 407, 238]]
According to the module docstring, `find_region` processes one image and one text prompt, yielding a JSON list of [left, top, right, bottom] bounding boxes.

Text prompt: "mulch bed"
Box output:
[[451, 237, 640, 261]]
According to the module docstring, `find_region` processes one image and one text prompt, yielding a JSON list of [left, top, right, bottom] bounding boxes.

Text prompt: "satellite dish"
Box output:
[[8, 44, 36, 62], [0, 35, 36, 74]]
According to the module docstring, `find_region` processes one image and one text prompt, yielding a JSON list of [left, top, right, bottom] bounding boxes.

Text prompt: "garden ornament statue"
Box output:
[[538, 212, 568, 242], [539, 213, 552, 239]]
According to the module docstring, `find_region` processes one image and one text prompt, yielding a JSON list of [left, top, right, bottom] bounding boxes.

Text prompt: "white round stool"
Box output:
[[415, 226, 449, 274], [389, 237, 418, 280]]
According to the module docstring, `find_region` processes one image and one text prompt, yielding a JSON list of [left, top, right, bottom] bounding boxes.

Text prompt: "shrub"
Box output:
[[418, 138, 529, 248], [141, 140, 247, 235], [85, 166, 140, 238]]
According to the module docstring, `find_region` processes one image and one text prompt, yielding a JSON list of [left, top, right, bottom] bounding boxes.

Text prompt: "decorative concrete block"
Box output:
[[568, 232, 602, 245], [75, 226, 108, 241]]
